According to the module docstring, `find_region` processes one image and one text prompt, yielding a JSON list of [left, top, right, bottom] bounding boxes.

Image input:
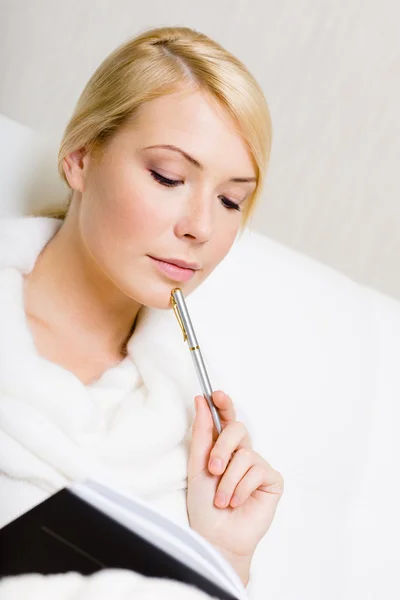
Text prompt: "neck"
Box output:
[[23, 210, 141, 358]]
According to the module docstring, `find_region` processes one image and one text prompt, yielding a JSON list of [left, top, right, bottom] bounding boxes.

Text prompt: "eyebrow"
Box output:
[[143, 144, 257, 184]]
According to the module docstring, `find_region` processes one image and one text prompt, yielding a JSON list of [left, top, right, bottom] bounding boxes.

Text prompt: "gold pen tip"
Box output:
[[170, 287, 181, 303]]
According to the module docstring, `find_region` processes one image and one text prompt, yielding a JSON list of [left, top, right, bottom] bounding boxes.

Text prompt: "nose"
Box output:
[[175, 191, 214, 242]]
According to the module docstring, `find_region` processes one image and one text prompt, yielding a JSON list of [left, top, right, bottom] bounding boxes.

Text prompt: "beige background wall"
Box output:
[[0, 0, 398, 301]]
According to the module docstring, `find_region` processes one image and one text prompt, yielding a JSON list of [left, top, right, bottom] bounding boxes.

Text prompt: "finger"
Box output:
[[187, 395, 215, 479], [230, 463, 284, 507], [228, 465, 270, 508], [208, 421, 252, 475], [213, 447, 255, 508], [211, 390, 236, 425]]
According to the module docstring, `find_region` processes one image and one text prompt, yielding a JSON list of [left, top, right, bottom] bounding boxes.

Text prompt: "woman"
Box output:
[[0, 26, 284, 598]]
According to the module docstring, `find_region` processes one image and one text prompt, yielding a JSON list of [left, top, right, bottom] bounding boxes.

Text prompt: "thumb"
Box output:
[[188, 395, 215, 478]]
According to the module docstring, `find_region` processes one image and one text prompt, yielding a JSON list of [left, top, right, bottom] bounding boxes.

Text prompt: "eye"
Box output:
[[150, 169, 242, 212], [219, 196, 242, 212], [150, 169, 182, 187]]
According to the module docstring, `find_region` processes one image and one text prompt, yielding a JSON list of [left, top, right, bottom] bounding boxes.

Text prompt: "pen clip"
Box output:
[[171, 294, 188, 343]]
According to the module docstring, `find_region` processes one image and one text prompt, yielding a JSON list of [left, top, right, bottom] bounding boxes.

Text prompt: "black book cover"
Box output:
[[0, 489, 239, 600]]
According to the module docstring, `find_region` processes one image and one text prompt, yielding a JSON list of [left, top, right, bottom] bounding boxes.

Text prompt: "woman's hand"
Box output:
[[187, 390, 284, 586]]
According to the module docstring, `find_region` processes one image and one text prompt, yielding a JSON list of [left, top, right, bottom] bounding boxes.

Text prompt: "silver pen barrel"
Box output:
[[191, 347, 222, 435], [171, 288, 222, 435]]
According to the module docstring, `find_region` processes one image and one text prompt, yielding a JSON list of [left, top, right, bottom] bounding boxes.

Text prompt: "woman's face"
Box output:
[[64, 88, 257, 310]]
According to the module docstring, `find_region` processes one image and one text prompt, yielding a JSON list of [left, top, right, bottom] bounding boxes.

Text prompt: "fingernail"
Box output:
[[215, 491, 226, 507], [209, 457, 223, 473]]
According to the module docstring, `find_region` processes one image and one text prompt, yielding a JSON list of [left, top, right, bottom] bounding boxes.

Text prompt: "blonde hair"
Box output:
[[38, 26, 272, 232]]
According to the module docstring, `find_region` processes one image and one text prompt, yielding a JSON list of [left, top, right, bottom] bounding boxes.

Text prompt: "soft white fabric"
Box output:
[[0, 570, 216, 599], [0, 215, 195, 528], [0, 216, 254, 598]]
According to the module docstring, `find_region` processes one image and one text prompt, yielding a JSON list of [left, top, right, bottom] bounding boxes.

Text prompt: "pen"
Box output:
[[170, 288, 222, 435]]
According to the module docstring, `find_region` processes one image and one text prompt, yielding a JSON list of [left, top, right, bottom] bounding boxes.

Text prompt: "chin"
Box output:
[[145, 282, 198, 311], [134, 285, 179, 312], [150, 296, 175, 311], [119, 266, 200, 311]]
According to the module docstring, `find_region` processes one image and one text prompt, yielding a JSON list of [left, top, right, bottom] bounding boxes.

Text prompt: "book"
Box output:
[[0, 478, 248, 600]]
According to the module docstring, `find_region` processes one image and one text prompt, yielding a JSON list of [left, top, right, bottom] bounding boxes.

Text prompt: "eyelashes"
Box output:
[[149, 169, 242, 212], [150, 170, 181, 188]]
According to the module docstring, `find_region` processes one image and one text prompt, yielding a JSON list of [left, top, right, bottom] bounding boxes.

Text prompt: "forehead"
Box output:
[[120, 89, 256, 176]]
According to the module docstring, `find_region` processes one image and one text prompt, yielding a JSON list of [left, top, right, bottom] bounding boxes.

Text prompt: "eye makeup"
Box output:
[[149, 169, 242, 212]]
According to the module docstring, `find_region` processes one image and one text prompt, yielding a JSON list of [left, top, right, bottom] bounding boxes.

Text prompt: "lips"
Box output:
[[148, 256, 197, 282], [148, 256, 200, 270]]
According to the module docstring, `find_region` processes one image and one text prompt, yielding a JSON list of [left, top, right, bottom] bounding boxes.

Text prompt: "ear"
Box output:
[[62, 147, 91, 193]]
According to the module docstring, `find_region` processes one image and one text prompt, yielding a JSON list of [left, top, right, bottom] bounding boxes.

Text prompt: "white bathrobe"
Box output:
[[0, 216, 253, 599]]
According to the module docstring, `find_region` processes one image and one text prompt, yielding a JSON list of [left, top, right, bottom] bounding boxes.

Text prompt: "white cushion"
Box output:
[[0, 114, 67, 217], [1, 112, 399, 599], [197, 230, 400, 599]]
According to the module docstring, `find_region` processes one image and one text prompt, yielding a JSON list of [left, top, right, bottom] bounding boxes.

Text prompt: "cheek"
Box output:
[[104, 166, 171, 240], [118, 196, 165, 241], [80, 166, 171, 270]]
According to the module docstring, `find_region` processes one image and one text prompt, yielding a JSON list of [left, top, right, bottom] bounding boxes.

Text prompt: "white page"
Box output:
[[85, 478, 242, 585], [70, 478, 247, 600], [71, 483, 230, 594]]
